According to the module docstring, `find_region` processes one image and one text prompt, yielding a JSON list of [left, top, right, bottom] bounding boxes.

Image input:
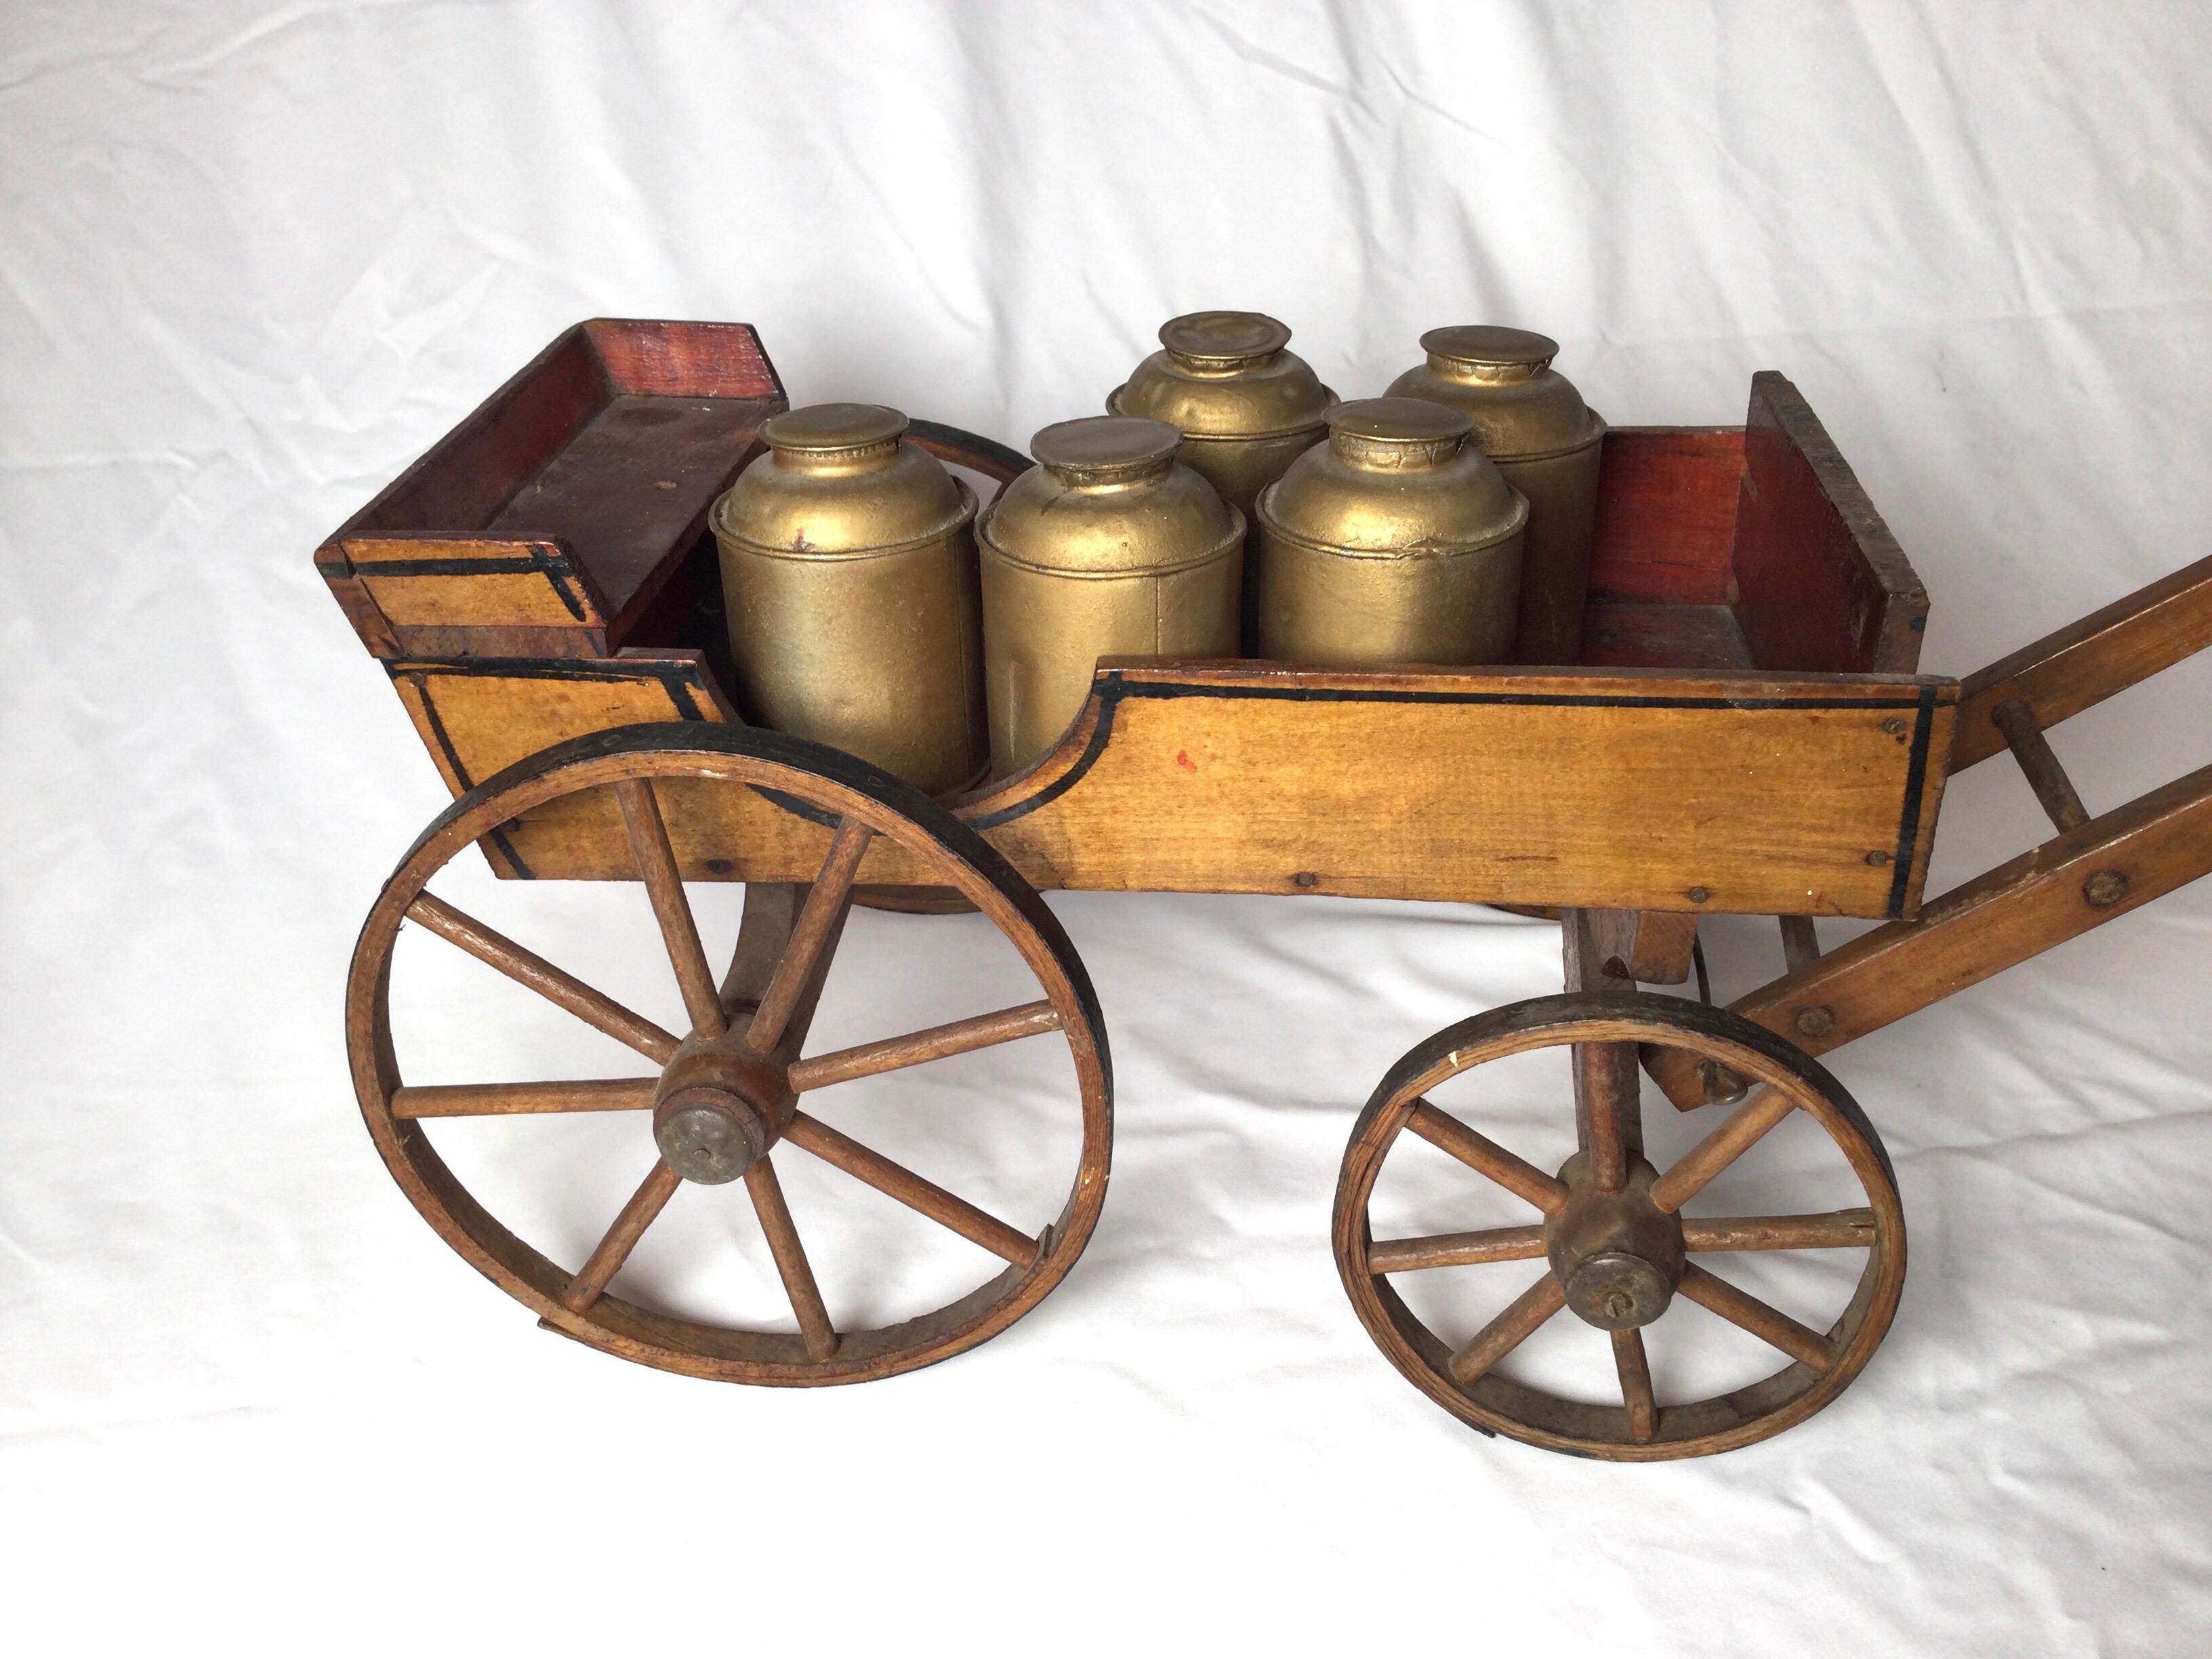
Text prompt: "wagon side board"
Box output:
[[962, 663, 1956, 917], [315, 318, 785, 663], [1570, 380, 1931, 679], [495, 661, 1956, 920], [1730, 372, 1929, 674], [388, 650, 737, 876]]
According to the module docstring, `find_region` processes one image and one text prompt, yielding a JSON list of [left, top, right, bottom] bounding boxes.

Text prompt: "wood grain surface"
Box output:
[[487, 661, 1954, 916]]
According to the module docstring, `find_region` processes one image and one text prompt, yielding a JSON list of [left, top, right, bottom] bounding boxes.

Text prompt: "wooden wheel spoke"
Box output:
[[1681, 1209, 1877, 1253], [1648, 1083, 1800, 1212], [788, 1000, 1063, 1092], [391, 1078, 657, 1118], [747, 819, 875, 1055], [615, 779, 726, 1040], [783, 1111, 1039, 1267], [1406, 1100, 1569, 1214], [405, 893, 680, 1064], [1612, 1327, 1658, 1443], [1677, 1263, 1835, 1372], [1573, 1039, 1641, 1193], [743, 1155, 838, 1361], [1446, 1271, 1567, 1385], [1368, 1223, 1548, 1273], [560, 1161, 683, 1314]]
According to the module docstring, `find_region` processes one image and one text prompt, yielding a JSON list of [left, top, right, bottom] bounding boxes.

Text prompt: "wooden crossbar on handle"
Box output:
[[1651, 553, 2212, 1110]]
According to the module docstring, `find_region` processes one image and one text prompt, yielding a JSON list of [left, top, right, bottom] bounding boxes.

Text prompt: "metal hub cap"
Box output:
[[1545, 1153, 1687, 1332], [652, 1036, 785, 1185], [655, 1092, 769, 1185], [1563, 1250, 1675, 1330]]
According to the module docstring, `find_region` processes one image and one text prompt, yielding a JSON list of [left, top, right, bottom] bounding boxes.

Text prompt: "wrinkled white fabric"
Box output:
[[3, 2, 2210, 1652]]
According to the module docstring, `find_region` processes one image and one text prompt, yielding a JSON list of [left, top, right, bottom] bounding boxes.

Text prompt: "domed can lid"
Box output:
[[980, 415, 1243, 576], [711, 403, 973, 558], [1387, 327, 1601, 461], [1108, 311, 1337, 441], [1418, 325, 1560, 377], [1259, 397, 1525, 556]]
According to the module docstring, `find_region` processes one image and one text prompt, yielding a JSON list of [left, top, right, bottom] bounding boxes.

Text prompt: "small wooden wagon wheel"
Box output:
[[1334, 992, 1904, 1459], [347, 723, 1111, 1385]]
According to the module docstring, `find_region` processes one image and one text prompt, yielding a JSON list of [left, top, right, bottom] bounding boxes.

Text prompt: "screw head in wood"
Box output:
[[2082, 869, 2130, 908], [1795, 1005, 1837, 1038]]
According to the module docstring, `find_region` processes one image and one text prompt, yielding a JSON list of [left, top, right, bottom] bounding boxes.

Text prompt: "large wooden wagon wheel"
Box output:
[[1334, 992, 1904, 1459], [347, 724, 1111, 1384]]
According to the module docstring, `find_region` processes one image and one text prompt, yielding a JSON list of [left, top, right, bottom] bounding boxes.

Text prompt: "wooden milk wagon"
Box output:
[[320, 319, 2212, 1458]]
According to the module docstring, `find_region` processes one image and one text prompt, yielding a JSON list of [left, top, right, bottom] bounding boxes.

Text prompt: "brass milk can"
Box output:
[[1109, 311, 1334, 651], [978, 415, 1243, 776], [711, 403, 987, 796], [1387, 327, 1605, 665], [1252, 396, 1526, 668]]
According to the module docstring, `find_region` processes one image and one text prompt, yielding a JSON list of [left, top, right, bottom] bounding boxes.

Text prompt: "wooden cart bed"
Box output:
[[319, 319, 1946, 919]]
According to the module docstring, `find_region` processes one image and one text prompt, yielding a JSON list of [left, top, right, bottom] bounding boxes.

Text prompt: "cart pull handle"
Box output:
[[1951, 550, 2212, 771], [1647, 551, 2212, 1111], [1648, 758, 2212, 1110]]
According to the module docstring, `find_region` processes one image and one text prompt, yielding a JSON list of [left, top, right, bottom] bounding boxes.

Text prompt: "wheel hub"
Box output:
[[653, 1030, 787, 1185], [1545, 1153, 1685, 1331]]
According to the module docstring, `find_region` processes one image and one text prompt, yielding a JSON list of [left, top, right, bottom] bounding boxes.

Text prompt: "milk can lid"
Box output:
[[1031, 415, 1183, 483], [983, 416, 1240, 576], [1159, 310, 1294, 367], [1420, 326, 1559, 377], [1261, 397, 1521, 556], [715, 401, 970, 557], [1326, 397, 1475, 445], [1110, 312, 1336, 440], [762, 402, 909, 454]]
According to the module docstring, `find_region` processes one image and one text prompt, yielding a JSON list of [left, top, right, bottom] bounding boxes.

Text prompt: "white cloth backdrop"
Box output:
[[5, 1, 2210, 1651]]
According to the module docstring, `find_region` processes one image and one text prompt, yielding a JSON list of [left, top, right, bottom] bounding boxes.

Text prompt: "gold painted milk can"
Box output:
[[978, 415, 1243, 776], [711, 403, 987, 796], [1252, 396, 1526, 668], [1387, 326, 1605, 665], [1108, 311, 1334, 651]]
